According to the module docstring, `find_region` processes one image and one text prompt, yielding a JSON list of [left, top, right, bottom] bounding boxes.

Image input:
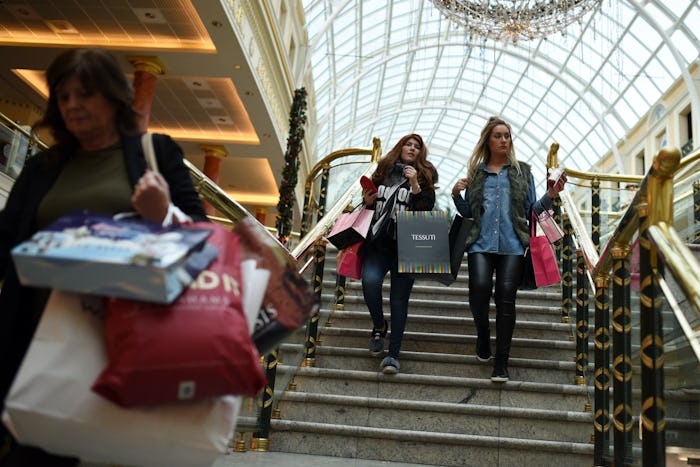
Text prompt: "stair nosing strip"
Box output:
[[269, 419, 594, 454]]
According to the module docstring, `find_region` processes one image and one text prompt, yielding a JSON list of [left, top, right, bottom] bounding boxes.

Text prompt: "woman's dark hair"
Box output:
[[373, 133, 438, 189], [34, 47, 139, 151]]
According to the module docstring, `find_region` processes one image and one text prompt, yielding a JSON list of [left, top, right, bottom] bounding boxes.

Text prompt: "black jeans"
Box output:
[[467, 252, 524, 358]]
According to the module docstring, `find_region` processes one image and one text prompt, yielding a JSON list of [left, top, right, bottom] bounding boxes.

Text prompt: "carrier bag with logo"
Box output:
[[396, 210, 451, 282]]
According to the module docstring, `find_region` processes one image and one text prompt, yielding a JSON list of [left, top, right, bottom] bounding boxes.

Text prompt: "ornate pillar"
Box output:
[[200, 144, 228, 216], [638, 201, 666, 466], [591, 177, 601, 252], [611, 242, 633, 466], [575, 249, 589, 386], [561, 213, 574, 323], [593, 273, 611, 466], [128, 56, 166, 132], [304, 164, 330, 367]]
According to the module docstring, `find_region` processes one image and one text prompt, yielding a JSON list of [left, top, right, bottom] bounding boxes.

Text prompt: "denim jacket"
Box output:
[[452, 161, 552, 255]]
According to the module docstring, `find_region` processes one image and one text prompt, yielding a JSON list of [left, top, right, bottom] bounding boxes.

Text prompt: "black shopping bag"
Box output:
[[396, 210, 451, 283], [439, 214, 474, 286]]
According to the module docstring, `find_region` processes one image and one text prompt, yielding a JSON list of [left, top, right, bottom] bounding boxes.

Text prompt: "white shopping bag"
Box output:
[[2, 290, 240, 467]]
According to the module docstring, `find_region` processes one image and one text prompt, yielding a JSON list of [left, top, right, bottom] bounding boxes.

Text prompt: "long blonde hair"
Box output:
[[466, 116, 521, 182]]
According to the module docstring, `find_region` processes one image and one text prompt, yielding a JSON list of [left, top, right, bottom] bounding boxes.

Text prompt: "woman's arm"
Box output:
[[410, 188, 435, 211], [152, 134, 208, 222]]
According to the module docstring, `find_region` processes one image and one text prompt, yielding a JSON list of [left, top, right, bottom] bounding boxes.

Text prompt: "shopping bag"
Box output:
[[396, 210, 451, 281], [327, 208, 373, 249], [11, 210, 213, 304], [520, 246, 538, 290], [630, 237, 640, 292], [93, 224, 267, 407], [537, 209, 564, 244], [529, 232, 561, 287], [2, 290, 240, 467], [438, 214, 474, 286], [336, 241, 364, 280], [234, 217, 320, 354]]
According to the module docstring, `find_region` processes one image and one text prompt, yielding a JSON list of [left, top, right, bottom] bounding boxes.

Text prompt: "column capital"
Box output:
[[201, 144, 228, 159], [128, 56, 166, 76]]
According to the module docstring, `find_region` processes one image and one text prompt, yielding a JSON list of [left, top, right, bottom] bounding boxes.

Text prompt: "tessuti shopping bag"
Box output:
[[10, 210, 212, 304], [93, 224, 267, 407], [2, 290, 240, 467], [396, 210, 451, 281], [327, 208, 373, 249]]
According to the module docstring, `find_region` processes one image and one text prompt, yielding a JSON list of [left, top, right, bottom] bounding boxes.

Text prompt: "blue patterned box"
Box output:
[[11, 211, 213, 304]]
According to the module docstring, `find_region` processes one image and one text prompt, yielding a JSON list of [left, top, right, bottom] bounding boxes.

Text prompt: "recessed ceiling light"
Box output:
[[132, 8, 167, 24], [198, 98, 223, 109], [45, 20, 78, 34], [210, 115, 233, 125], [184, 79, 212, 91], [6, 4, 41, 20]]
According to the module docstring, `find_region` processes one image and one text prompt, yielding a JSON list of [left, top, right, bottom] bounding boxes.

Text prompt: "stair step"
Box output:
[[277, 365, 590, 412], [330, 295, 566, 322], [276, 392, 591, 443], [315, 326, 575, 360], [268, 419, 594, 467], [282, 344, 578, 385], [323, 308, 572, 340]]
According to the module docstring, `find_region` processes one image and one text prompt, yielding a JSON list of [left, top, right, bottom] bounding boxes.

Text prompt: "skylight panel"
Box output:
[[643, 2, 674, 31], [611, 98, 639, 128], [651, 46, 681, 80], [670, 30, 697, 64]]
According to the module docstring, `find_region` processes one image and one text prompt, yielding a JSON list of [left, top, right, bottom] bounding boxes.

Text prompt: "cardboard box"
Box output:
[[12, 211, 213, 304]]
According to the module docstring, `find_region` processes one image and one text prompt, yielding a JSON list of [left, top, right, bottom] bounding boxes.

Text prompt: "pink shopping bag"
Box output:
[[327, 208, 373, 249]]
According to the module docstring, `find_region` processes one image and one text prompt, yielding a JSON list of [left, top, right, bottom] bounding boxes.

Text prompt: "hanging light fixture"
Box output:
[[429, 0, 603, 44]]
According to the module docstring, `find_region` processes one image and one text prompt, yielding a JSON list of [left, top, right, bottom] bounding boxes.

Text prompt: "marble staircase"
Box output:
[[265, 258, 596, 466]]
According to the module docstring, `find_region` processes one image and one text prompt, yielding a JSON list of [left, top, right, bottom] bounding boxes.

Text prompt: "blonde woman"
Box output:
[[452, 116, 566, 382]]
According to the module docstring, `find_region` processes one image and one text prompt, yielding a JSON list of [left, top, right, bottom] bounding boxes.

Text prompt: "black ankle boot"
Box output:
[[491, 354, 509, 382]]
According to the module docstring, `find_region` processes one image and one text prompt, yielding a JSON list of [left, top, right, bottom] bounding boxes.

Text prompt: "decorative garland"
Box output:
[[275, 87, 308, 244]]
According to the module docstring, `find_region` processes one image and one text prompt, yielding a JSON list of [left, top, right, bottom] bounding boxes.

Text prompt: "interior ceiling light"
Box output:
[[429, 0, 603, 44]]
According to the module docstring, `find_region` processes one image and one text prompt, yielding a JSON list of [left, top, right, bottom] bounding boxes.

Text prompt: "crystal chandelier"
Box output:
[[429, 0, 603, 44]]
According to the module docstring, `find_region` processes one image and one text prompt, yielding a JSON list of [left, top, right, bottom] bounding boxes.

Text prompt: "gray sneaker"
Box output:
[[380, 356, 400, 374], [368, 320, 387, 356]]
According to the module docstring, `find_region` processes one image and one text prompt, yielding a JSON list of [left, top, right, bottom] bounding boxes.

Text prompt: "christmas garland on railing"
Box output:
[[275, 87, 308, 245]]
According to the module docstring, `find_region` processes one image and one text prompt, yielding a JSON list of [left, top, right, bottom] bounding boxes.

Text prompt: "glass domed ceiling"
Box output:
[[300, 0, 700, 209]]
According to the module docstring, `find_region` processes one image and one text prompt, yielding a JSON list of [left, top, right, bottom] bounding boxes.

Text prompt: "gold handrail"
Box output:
[[591, 146, 680, 278], [0, 111, 47, 150], [293, 138, 382, 260], [305, 137, 382, 185], [648, 222, 700, 316]]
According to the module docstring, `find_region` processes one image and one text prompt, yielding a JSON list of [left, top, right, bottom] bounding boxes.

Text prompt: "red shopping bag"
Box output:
[[336, 241, 364, 279], [327, 208, 373, 249], [93, 223, 267, 407], [529, 234, 561, 287]]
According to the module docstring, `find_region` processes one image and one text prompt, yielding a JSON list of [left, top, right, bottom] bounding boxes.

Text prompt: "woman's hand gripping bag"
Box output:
[[92, 223, 267, 407]]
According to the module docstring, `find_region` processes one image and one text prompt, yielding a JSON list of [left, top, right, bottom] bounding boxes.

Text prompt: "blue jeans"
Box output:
[[361, 242, 414, 358]]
